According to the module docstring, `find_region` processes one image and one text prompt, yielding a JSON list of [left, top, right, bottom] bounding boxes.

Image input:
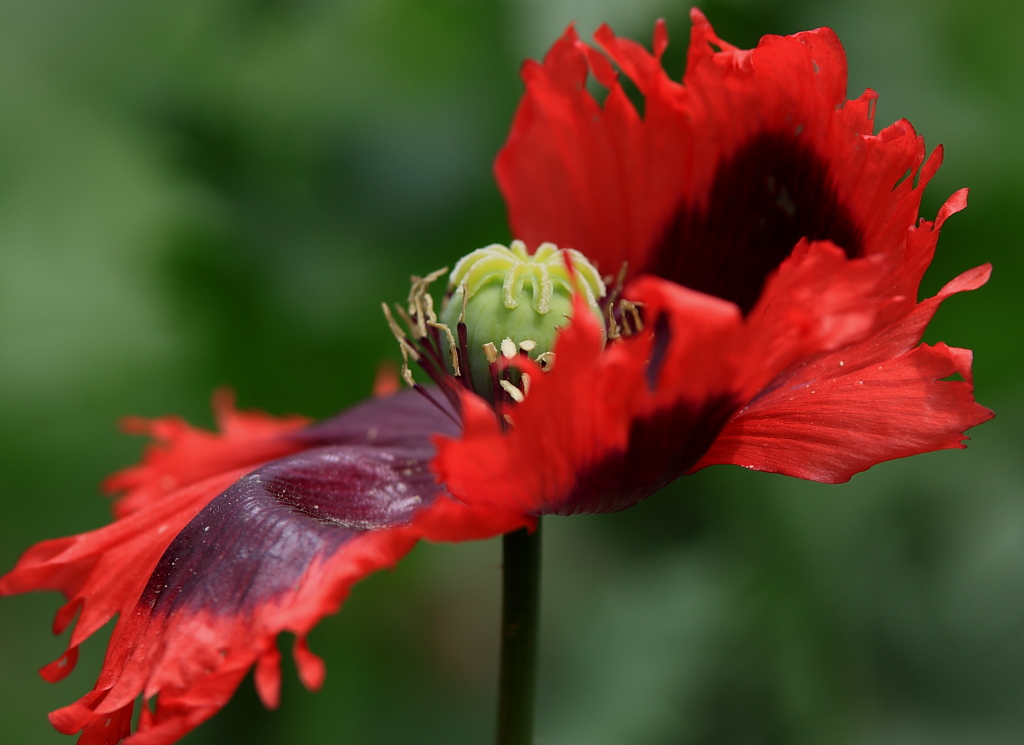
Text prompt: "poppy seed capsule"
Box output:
[[441, 240, 607, 396]]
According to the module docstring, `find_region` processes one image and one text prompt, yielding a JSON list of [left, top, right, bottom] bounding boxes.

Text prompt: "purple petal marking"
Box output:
[[298, 387, 461, 448], [140, 389, 457, 617]]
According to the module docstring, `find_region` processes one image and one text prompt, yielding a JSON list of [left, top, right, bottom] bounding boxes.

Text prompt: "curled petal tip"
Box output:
[[294, 637, 326, 692], [39, 646, 79, 683], [255, 646, 282, 710], [936, 186, 969, 228]]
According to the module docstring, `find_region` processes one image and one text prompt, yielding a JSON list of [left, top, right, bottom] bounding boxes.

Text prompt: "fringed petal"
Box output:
[[697, 265, 994, 481], [497, 12, 941, 314], [4, 390, 521, 745]]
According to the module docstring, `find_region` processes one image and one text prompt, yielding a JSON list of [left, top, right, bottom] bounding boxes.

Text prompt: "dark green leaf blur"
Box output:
[[0, 0, 1020, 743]]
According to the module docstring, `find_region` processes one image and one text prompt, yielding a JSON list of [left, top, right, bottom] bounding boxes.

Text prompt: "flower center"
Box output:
[[382, 240, 606, 414], [440, 240, 606, 396]]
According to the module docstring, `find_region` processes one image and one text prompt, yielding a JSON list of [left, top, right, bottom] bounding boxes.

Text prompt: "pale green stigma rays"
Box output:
[[447, 240, 606, 317]]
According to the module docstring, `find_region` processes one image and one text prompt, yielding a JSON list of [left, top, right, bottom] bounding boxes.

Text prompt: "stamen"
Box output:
[[607, 302, 620, 341], [488, 355, 500, 403], [381, 304, 417, 389], [605, 297, 646, 342], [483, 342, 499, 365], [620, 307, 633, 337], [406, 267, 446, 339], [457, 321, 471, 389], [536, 352, 555, 372], [428, 320, 460, 377], [420, 292, 437, 330], [499, 379, 525, 404], [613, 262, 629, 297], [521, 372, 532, 397], [412, 383, 461, 428], [622, 300, 644, 333], [409, 267, 448, 306], [500, 337, 517, 360], [382, 303, 421, 362], [394, 303, 418, 338], [519, 339, 537, 353]]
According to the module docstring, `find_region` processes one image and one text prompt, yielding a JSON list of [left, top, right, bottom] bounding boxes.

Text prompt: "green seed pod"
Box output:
[[441, 240, 606, 395]]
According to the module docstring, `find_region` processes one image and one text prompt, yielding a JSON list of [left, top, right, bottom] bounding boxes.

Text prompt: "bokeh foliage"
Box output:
[[0, 0, 1021, 743]]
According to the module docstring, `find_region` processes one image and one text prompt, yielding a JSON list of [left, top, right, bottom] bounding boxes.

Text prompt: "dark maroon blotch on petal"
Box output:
[[651, 132, 864, 314], [139, 390, 457, 618], [645, 312, 672, 391], [548, 394, 740, 515]]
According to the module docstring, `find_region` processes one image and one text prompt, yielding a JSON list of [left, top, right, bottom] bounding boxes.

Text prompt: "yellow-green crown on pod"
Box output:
[[447, 240, 606, 315], [441, 240, 606, 394]]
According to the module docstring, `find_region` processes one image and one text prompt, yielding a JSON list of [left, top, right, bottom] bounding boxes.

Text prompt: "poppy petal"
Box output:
[[0, 392, 310, 683], [5, 390, 523, 744], [106, 388, 312, 519], [496, 12, 937, 314], [435, 238, 895, 515], [434, 295, 646, 516], [696, 264, 994, 482]]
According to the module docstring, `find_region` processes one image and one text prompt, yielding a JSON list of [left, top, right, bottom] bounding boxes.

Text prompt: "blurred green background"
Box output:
[[0, 0, 1021, 743]]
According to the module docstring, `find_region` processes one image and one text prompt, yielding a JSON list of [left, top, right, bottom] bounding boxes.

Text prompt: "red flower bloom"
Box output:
[[438, 9, 992, 512], [0, 11, 991, 745]]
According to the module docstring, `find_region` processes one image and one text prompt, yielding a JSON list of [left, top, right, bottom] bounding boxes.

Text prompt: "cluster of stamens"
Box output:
[[603, 262, 646, 340], [383, 240, 645, 425], [381, 265, 562, 417]]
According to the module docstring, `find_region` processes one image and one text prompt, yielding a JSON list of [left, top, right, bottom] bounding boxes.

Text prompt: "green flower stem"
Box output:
[[496, 520, 543, 745]]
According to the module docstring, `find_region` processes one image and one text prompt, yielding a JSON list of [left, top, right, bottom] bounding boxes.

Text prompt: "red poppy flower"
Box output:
[[437, 8, 992, 512], [0, 10, 991, 745]]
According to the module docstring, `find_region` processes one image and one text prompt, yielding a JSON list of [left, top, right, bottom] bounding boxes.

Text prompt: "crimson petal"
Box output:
[[496, 10, 938, 310], [697, 264, 994, 482], [5, 390, 528, 745], [447, 12, 991, 515]]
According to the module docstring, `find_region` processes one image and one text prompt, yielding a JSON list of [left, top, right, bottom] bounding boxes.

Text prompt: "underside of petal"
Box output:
[[0, 393, 305, 686], [4, 390, 520, 745]]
